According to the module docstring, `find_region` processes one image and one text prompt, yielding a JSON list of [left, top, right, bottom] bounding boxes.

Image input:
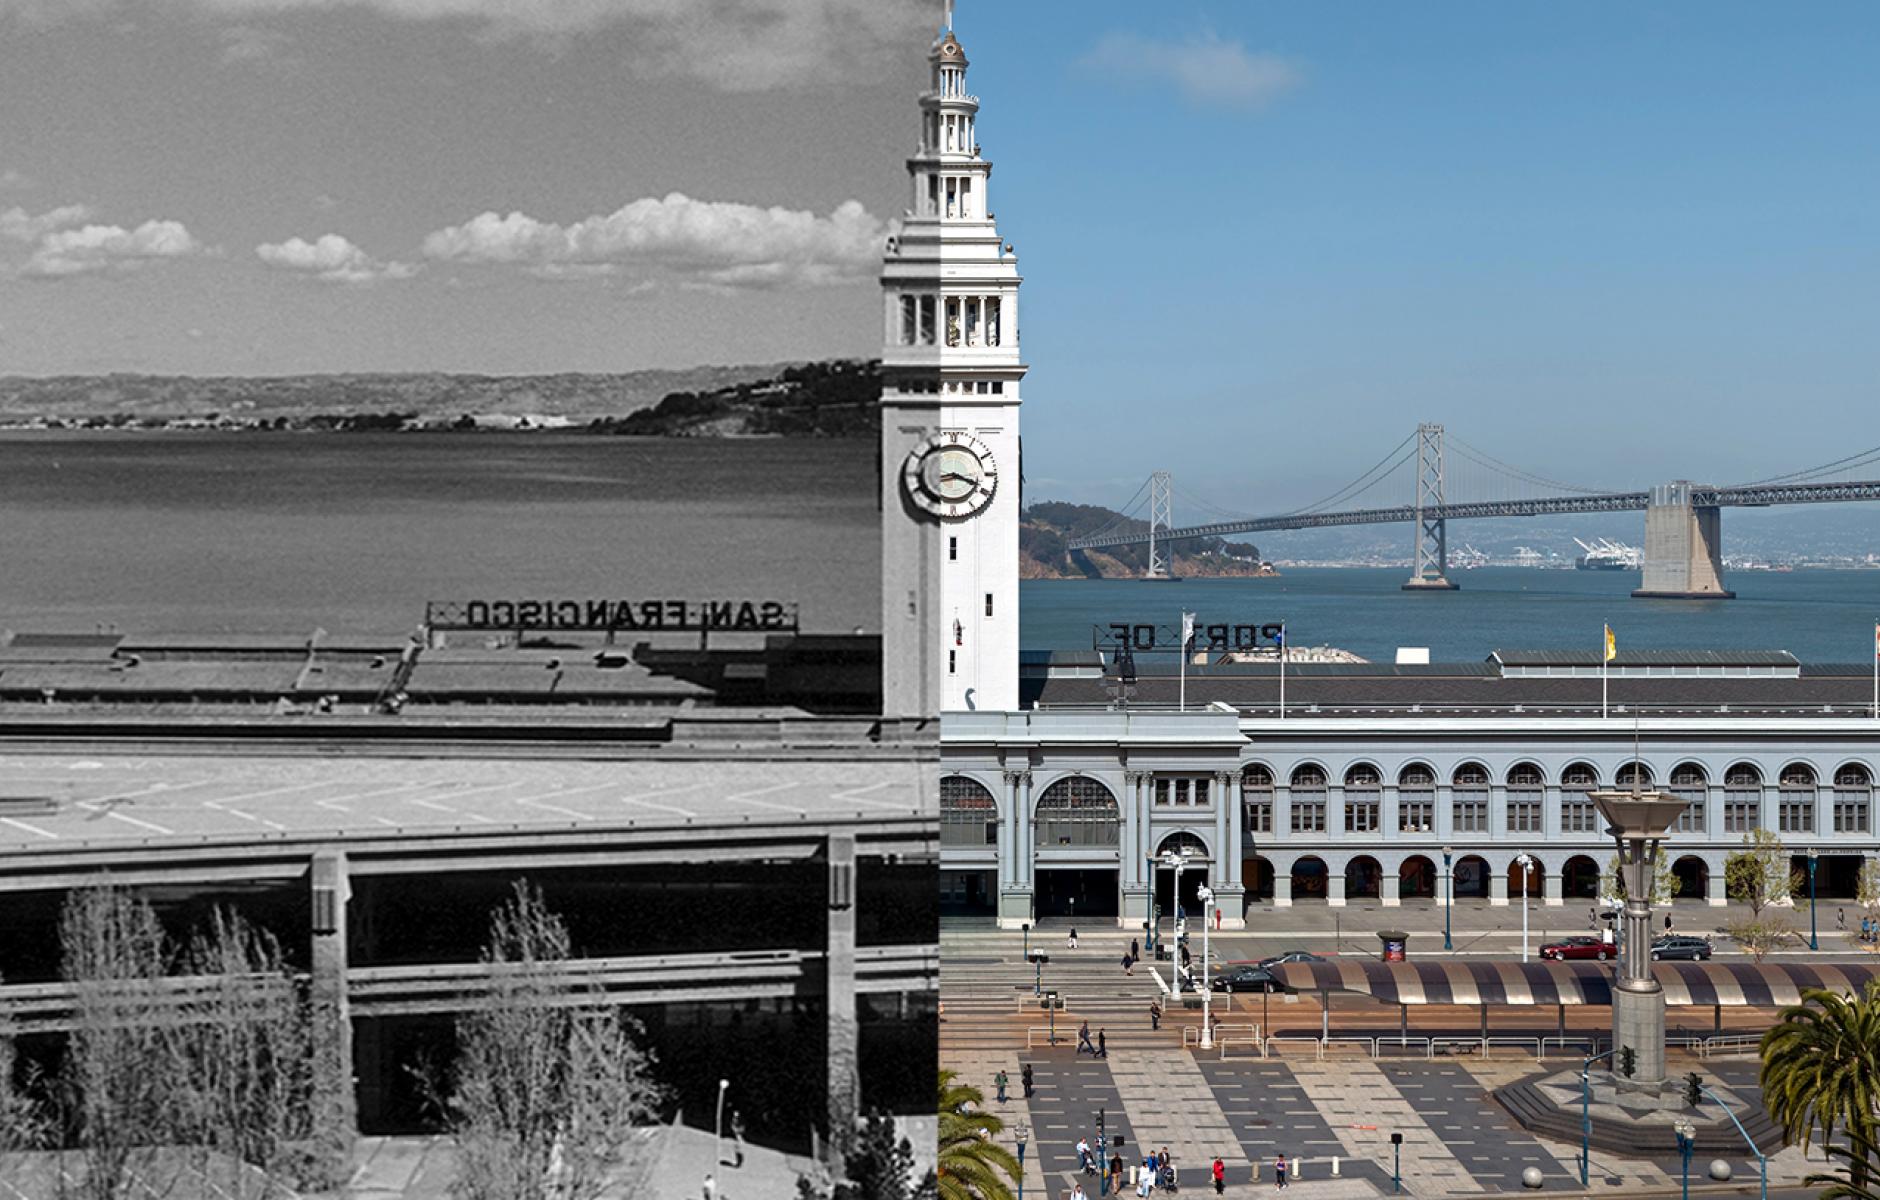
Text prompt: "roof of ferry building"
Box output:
[[1019, 649, 1880, 717]]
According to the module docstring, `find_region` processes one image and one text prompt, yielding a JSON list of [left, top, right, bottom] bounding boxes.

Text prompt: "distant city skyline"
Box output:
[[2, 1, 1876, 520]]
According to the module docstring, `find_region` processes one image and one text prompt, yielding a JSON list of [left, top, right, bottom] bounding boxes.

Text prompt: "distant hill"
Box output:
[[1022, 501, 1275, 579], [0, 361, 876, 432]]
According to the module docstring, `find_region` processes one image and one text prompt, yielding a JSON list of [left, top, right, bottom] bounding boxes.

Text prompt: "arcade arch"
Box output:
[[1399, 855, 1436, 899], [939, 775, 996, 848], [1562, 855, 1600, 899], [1034, 776, 1119, 847], [1346, 855, 1383, 899]]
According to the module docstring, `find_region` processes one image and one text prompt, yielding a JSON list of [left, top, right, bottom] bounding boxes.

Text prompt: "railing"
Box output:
[[1024, 1026, 1072, 1048], [1701, 1033, 1767, 1058], [1183, 1022, 1258, 1047]]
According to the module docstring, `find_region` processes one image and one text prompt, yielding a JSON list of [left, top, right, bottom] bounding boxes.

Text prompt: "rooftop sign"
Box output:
[[1093, 622, 1283, 654], [426, 599, 799, 633]]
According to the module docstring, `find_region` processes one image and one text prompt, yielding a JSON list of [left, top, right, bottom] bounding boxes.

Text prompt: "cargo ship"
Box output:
[[1573, 537, 1642, 571]]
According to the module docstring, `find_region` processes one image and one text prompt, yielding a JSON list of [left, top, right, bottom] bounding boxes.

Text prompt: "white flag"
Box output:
[[1181, 611, 1195, 646]]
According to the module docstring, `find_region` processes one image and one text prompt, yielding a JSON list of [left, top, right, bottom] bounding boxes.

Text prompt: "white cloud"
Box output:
[[256, 233, 415, 283], [1080, 31, 1302, 111], [1, 0, 931, 91], [0, 169, 32, 190], [422, 193, 888, 289], [0, 203, 94, 242], [21, 218, 207, 277], [218, 22, 292, 63]]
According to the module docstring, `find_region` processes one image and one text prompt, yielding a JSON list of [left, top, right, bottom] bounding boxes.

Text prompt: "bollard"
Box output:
[[1251, 1161, 1260, 1182], [1296, 1158, 1305, 1179], [1332, 1155, 1341, 1177]]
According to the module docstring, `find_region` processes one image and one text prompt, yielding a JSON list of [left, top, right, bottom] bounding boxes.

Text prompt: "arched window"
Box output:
[[1833, 764, 1872, 834], [1290, 765, 1327, 833], [1506, 763, 1543, 834], [1034, 777, 1120, 847], [1668, 762, 1707, 834], [1452, 763, 1489, 834], [940, 775, 998, 847], [1561, 762, 1598, 834], [1724, 763, 1762, 834], [1616, 761, 1653, 790], [1156, 831, 1209, 862], [1779, 764, 1817, 834], [1344, 764, 1381, 833], [1398, 764, 1435, 833], [1242, 764, 1274, 836]]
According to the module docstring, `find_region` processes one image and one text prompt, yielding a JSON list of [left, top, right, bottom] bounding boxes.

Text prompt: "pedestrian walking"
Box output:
[[1131, 937, 1140, 961], [994, 1069, 1008, 1104], [1078, 1137, 1093, 1173], [1214, 906, 1222, 932], [1097, 1027, 1108, 1058], [1138, 1159, 1155, 1197], [1122, 950, 1134, 976], [1112, 1152, 1125, 1187], [1071, 1184, 1087, 1200], [1274, 1154, 1288, 1190], [1077, 1020, 1096, 1055], [1665, 911, 1675, 932], [1149, 999, 1162, 1030], [1212, 1157, 1226, 1195], [1068, 926, 1079, 950], [1021, 1063, 1034, 1098]]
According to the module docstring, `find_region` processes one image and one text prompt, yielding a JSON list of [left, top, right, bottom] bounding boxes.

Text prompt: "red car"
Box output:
[[1539, 936, 1614, 962]]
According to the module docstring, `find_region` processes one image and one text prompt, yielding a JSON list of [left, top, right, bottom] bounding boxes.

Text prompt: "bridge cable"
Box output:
[[1285, 431, 1417, 516], [1075, 475, 1155, 542], [1444, 434, 1608, 496], [1728, 443, 1880, 489]]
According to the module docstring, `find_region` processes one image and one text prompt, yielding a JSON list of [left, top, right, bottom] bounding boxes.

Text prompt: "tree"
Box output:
[[1760, 979, 1880, 1189], [839, 1111, 919, 1200], [1808, 1128, 1880, 1200], [174, 908, 315, 1199], [1725, 829, 1796, 917], [1602, 848, 1678, 906], [936, 1070, 1020, 1200], [1726, 916, 1795, 963], [442, 882, 663, 1200], [1855, 859, 1880, 953], [59, 883, 185, 1200], [1, 986, 48, 1179]]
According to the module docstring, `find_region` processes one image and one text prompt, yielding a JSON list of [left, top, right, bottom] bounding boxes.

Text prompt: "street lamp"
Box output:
[[1514, 853, 1535, 963], [1674, 1119, 1696, 1200], [1029, 951, 1047, 998], [1016, 1122, 1029, 1200], [1198, 885, 1215, 1049], [1021, 921, 1030, 961], [1807, 848, 1819, 951], [1442, 845, 1453, 951], [713, 1078, 729, 1183]]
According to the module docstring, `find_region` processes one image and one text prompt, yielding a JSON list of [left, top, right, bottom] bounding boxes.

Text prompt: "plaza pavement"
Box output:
[[941, 906, 1866, 1197]]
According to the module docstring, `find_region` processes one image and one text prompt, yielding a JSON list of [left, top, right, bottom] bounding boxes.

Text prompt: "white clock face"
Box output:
[[903, 431, 998, 520]]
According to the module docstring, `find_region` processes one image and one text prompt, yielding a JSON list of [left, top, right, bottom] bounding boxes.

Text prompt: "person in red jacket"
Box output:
[[1212, 1157, 1226, 1194]]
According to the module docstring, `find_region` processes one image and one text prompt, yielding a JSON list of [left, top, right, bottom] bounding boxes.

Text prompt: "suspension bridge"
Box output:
[[1066, 425, 1880, 598]]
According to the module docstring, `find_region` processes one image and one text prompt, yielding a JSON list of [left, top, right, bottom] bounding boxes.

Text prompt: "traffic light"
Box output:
[[1686, 1072, 1704, 1107], [1618, 1045, 1637, 1079]]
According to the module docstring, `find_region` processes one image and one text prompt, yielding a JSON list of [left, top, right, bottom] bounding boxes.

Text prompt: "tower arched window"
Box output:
[[940, 775, 997, 847], [1833, 764, 1871, 833], [1506, 763, 1542, 834], [1242, 765, 1273, 836], [1724, 763, 1762, 833], [1344, 764, 1380, 833], [1778, 764, 1816, 834], [1668, 762, 1706, 834], [1397, 764, 1434, 833], [1034, 777, 1119, 848], [1451, 763, 1489, 834], [1560, 763, 1597, 833]]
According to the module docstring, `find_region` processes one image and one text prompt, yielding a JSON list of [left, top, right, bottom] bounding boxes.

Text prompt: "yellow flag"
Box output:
[[1604, 625, 1617, 662]]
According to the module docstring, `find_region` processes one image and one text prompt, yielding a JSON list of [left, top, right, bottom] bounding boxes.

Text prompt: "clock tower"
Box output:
[[880, 17, 1025, 716]]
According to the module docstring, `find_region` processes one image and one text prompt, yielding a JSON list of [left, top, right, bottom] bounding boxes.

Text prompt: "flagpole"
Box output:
[[1278, 620, 1287, 721], [1180, 621, 1187, 715], [1872, 619, 1877, 720], [1601, 623, 1609, 720]]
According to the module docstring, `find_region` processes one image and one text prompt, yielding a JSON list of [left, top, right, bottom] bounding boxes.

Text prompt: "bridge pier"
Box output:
[[1632, 481, 1734, 599], [1403, 423, 1459, 591]]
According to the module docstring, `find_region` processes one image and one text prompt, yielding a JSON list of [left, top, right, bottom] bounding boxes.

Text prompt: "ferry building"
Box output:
[[918, 31, 1880, 930]]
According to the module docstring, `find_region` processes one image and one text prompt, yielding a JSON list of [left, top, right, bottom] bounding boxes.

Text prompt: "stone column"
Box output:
[[1489, 869, 1510, 907], [1121, 771, 1150, 927], [1705, 782, 1726, 843], [997, 771, 1015, 890], [1326, 784, 1345, 842], [1381, 785, 1400, 842], [1273, 873, 1293, 908], [825, 833, 859, 1154], [1381, 869, 1402, 908], [309, 850, 355, 1176], [1611, 838, 1667, 1089], [1706, 862, 1728, 907], [1327, 872, 1347, 908], [1544, 870, 1565, 907], [1274, 784, 1291, 841], [1017, 772, 1034, 890]]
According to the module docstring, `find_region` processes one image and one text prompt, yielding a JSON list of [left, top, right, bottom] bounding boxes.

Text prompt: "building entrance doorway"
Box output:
[[1036, 868, 1119, 919]]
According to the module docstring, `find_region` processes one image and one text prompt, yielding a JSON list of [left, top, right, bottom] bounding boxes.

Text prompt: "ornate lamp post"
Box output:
[[1199, 885, 1215, 1048], [1807, 848, 1819, 951], [1016, 1122, 1029, 1200], [1590, 787, 1686, 1093], [1674, 1119, 1696, 1200], [1514, 852, 1535, 963], [1021, 921, 1030, 961]]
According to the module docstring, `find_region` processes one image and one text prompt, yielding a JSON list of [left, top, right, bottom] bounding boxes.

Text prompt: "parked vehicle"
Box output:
[[1649, 934, 1713, 961], [1258, 950, 1326, 968], [1539, 935, 1612, 961]]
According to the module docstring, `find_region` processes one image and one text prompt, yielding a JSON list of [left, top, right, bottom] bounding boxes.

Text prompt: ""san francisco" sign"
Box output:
[[426, 599, 800, 633]]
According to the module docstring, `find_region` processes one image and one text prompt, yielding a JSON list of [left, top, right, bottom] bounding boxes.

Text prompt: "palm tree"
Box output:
[[1760, 979, 1880, 1187], [1807, 1128, 1880, 1200], [937, 1070, 1021, 1200]]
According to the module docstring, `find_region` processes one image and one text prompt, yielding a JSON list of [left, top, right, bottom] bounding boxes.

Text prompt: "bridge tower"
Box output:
[[878, 15, 1027, 716], [1144, 470, 1173, 580], [1632, 482, 1734, 599], [1403, 422, 1459, 591]]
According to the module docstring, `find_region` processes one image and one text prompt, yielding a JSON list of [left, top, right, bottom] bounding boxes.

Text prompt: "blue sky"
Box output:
[[1, 0, 1875, 519]]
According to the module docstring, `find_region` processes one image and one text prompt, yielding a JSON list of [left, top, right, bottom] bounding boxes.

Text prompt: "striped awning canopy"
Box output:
[[1267, 959, 1880, 1008]]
